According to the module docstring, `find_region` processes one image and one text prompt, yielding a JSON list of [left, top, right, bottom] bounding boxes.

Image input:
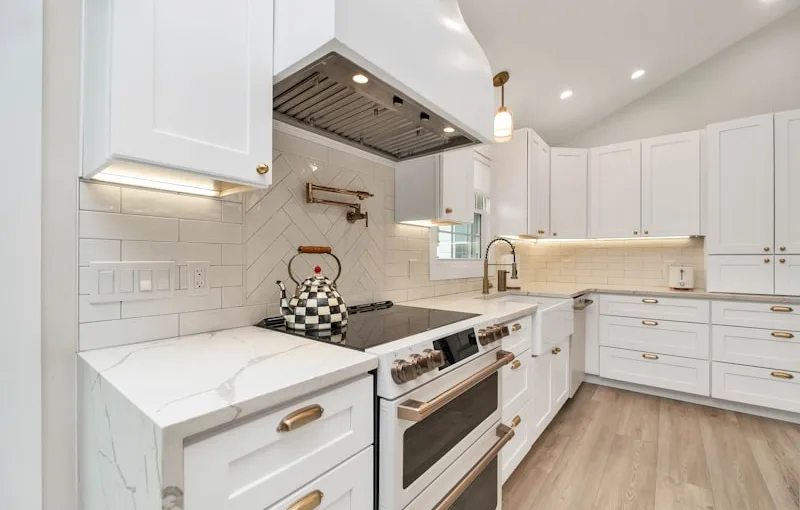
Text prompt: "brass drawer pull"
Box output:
[[771, 306, 794, 313], [511, 415, 522, 428], [642, 298, 658, 304], [771, 331, 795, 339], [445, 207, 453, 214], [287, 490, 323, 510], [277, 404, 324, 432], [642, 353, 659, 360], [512, 323, 522, 332], [552, 347, 562, 355], [511, 360, 522, 370], [642, 320, 658, 326], [771, 371, 794, 380]]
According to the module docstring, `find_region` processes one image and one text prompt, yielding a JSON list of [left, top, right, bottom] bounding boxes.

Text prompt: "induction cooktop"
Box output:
[[257, 301, 481, 350]]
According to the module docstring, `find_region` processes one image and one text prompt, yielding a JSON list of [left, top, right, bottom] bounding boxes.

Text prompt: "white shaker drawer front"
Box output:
[[599, 295, 710, 323], [501, 401, 531, 484], [265, 446, 373, 510], [711, 300, 800, 330], [711, 325, 800, 372], [502, 348, 530, 418], [712, 362, 800, 414], [501, 315, 532, 357], [599, 316, 710, 359], [599, 347, 710, 396], [183, 375, 373, 510]]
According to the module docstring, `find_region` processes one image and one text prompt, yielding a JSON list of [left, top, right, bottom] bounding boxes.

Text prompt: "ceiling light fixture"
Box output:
[[560, 89, 574, 100], [443, 126, 455, 133], [493, 71, 514, 143], [352, 73, 369, 84], [631, 69, 646, 80]]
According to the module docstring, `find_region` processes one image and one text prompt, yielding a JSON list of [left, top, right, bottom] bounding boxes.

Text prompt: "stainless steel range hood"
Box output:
[[273, 53, 479, 161], [273, 0, 494, 161]]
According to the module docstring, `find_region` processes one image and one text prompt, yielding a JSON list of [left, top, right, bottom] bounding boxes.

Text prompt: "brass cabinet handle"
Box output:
[[511, 360, 522, 370], [633, 230, 639, 235], [552, 347, 562, 355], [771, 371, 794, 380], [511, 415, 521, 428], [644, 230, 649, 235], [398, 350, 514, 422], [256, 163, 270, 175], [771, 331, 795, 339], [432, 424, 515, 510], [445, 207, 453, 214], [764, 258, 771, 263], [642, 353, 659, 360], [512, 323, 522, 332], [642, 298, 659, 304], [771, 306, 794, 313], [764, 247, 771, 252], [780, 246, 787, 251], [537, 230, 545, 234], [287, 490, 323, 510], [553, 232, 558, 236], [276, 404, 324, 432], [642, 320, 659, 326]]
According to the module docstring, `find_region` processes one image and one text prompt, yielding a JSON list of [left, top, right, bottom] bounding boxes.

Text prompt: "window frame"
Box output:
[[429, 194, 491, 281]]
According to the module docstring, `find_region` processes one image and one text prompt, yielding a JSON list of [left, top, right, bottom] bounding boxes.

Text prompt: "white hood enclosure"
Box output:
[[273, 0, 494, 160]]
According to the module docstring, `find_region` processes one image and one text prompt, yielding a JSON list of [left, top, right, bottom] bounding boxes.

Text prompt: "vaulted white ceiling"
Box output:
[[458, 0, 800, 144]]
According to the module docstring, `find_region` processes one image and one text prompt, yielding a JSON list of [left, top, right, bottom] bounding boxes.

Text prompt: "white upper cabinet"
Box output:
[[83, 0, 273, 192], [589, 141, 642, 238], [550, 148, 588, 239], [706, 114, 774, 255], [492, 129, 550, 237], [641, 131, 701, 237], [394, 148, 475, 225], [775, 109, 800, 255]]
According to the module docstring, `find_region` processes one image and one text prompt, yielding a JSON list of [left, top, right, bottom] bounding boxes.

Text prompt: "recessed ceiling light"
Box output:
[[352, 74, 369, 84], [631, 69, 646, 80], [560, 89, 573, 100], [443, 126, 455, 133]]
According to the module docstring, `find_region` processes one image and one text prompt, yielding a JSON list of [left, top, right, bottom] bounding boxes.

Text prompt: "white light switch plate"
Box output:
[[89, 261, 177, 303]]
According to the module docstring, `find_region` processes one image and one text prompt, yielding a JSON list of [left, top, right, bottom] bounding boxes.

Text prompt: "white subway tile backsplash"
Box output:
[[79, 296, 120, 323], [210, 266, 243, 287], [121, 288, 221, 318], [222, 286, 244, 308], [79, 314, 179, 350], [80, 211, 179, 241], [79, 239, 121, 266], [79, 182, 120, 212], [121, 241, 222, 265], [222, 245, 243, 266], [180, 219, 242, 244], [221, 201, 243, 224], [179, 304, 265, 336], [121, 187, 222, 221]]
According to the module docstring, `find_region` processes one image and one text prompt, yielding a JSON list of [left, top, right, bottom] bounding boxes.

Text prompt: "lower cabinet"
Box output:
[[501, 401, 531, 483], [712, 362, 800, 414], [528, 350, 552, 444], [599, 346, 710, 396], [550, 339, 570, 411]]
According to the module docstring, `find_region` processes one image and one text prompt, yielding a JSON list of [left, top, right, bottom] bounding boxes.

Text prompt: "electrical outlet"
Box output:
[[187, 261, 210, 296]]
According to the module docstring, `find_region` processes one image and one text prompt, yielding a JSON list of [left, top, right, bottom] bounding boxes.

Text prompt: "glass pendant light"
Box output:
[[493, 71, 514, 143]]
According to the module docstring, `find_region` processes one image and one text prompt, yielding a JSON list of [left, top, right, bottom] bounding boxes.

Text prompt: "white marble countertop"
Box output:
[[79, 326, 378, 435], [404, 292, 543, 321]]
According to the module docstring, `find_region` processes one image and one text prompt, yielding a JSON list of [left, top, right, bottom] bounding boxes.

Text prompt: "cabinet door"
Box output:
[[439, 148, 475, 224], [491, 130, 529, 236], [776, 255, 800, 296], [589, 141, 641, 238], [584, 295, 600, 375], [706, 255, 774, 294], [395, 155, 437, 223], [706, 114, 774, 254], [642, 131, 701, 236], [550, 339, 570, 412], [528, 352, 552, 443], [529, 132, 551, 237], [108, 0, 273, 186], [775, 109, 800, 255], [550, 148, 588, 239]]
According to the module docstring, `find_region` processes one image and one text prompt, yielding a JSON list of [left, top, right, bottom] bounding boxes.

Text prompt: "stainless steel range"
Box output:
[[259, 301, 516, 510]]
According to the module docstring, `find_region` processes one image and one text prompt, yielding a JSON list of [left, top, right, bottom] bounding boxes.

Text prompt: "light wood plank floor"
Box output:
[[502, 384, 800, 510]]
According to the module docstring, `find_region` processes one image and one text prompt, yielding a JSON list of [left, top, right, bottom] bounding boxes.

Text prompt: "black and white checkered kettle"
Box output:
[[276, 246, 348, 331]]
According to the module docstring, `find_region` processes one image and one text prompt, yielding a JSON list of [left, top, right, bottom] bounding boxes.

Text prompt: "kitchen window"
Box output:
[[429, 194, 490, 280]]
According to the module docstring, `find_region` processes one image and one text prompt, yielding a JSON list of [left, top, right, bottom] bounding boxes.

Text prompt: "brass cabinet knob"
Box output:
[[764, 247, 771, 252], [511, 323, 522, 332], [511, 360, 522, 370], [511, 415, 522, 428], [537, 229, 545, 234], [765, 258, 771, 263], [780, 246, 787, 251], [445, 207, 453, 214], [780, 258, 786, 263], [633, 230, 639, 235], [553, 232, 558, 236], [644, 230, 649, 235], [552, 347, 561, 355], [256, 163, 270, 174]]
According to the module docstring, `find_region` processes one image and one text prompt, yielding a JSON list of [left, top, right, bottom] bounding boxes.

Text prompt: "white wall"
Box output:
[[0, 0, 43, 508], [568, 8, 800, 147]]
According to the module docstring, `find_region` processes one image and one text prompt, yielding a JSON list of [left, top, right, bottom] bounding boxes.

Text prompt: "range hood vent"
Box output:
[[273, 53, 479, 161]]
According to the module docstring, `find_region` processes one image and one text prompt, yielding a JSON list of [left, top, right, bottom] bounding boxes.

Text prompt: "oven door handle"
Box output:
[[432, 423, 515, 510], [397, 350, 515, 422]]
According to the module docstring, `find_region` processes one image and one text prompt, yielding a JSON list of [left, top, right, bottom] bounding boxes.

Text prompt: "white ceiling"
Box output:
[[458, 0, 800, 144]]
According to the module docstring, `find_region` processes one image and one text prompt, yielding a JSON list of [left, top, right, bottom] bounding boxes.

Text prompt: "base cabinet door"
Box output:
[[265, 447, 373, 510], [550, 339, 570, 412], [706, 255, 774, 294], [528, 352, 552, 443], [775, 255, 800, 296], [600, 346, 710, 396], [502, 348, 531, 418], [501, 401, 531, 483], [712, 362, 800, 413]]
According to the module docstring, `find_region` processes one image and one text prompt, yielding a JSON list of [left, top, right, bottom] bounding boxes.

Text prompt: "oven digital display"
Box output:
[[432, 328, 479, 370]]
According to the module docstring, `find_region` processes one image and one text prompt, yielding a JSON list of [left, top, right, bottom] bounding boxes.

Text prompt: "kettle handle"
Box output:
[[287, 248, 343, 287]]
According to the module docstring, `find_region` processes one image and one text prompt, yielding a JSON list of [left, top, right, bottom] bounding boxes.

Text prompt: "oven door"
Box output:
[[379, 349, 515, 510], [405, 422, 515, 510]]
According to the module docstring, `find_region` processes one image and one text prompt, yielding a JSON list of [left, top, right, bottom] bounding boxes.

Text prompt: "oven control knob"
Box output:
[[493, 324, 510, 338], [478, 328, 491, 345], [409, 353, 431, 375], [423, 349, 445, 369], [391, 359, 417, 384]]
